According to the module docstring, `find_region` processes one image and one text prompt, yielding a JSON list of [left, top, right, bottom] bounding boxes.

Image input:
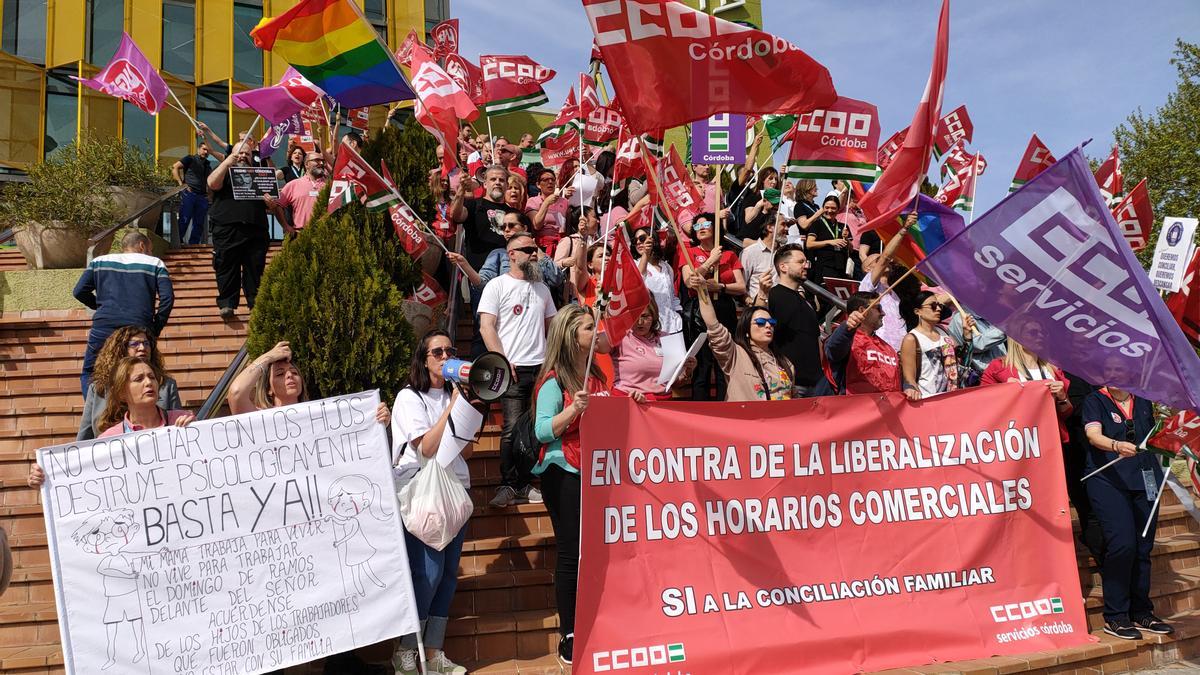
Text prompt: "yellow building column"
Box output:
[[47, 0, 86, 68]]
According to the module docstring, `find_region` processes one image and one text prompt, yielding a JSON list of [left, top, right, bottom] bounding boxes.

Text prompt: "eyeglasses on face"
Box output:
[[127, 339, 151, 349], [693, 221, 713, 230], [752, 317, 777, 327], [428, 346, 458, 358], [921, 302, 943, 311], [635, 235, 650, 243], [501, 222, 522, 229], [538, 176, 555, 183], [512, 246, 539, 255]]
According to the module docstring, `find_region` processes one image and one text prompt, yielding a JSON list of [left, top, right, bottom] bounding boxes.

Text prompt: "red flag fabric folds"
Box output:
[[931, 104, 973, 158], [411, 46, 479, 176], [1167, 247, 1200, 349], [328, 143, 399, 214], [480, 55, 555, 114], [431, 19, 460, 59], [444, 54, 486, 106], [583, 0, 836, 134], [1113, 178, 1154, 251], [859, 0, 950, 233], [1095, 145, 1123, 203], [1010, 134, 1056, 191], [600, 231, 651, 345]]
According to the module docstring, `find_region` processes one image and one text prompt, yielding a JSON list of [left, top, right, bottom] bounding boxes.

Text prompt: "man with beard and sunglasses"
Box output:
[[478, 234, 557, 508], [265, 151, 327, 235], [450, 165, 519, 270]]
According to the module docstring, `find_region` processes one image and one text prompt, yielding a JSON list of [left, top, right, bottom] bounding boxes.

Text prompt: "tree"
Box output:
[[246, 127, 434, 403], [1113, 40, 1200, 265]]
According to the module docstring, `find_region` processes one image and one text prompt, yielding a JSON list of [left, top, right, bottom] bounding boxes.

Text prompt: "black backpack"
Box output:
[[511, 407, 544, 468]]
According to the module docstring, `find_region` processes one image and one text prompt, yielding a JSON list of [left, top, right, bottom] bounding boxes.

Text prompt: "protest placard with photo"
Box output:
[[230, 166, 281, 200]]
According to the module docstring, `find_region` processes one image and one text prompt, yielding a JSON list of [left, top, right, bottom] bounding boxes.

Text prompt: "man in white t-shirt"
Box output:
[[479, 234, 557, 508]]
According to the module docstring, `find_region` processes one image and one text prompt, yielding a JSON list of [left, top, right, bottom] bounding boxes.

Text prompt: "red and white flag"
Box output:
[[1168, 247, 1200, 349], [444, 54, 486, 106], [583, 0, 836, 134], [430, 19, 460, 59], [1009, 133, 1056, 191], [328, 144, 400, 214], [859, 0, 950, 233], [940, 139, 987, 180], [647, 144, 704, 228], [1095, 145, 1123, 204], [539, 87, 582, 143], [479, 54, 555, 114], [1148, 409, 1200, 459], [614, 129, 649, 179], [599, 230, 651, 345], [1112, 178, 1154, 251], [877, 128, 908, 170], [931, 104, 973, 159], [541, 127, 582, 168], [411, 46, 479, 176], [584, 105, 624, 147], [935, 151, 984, 214], [380, 161, 431, 258], [395, 29, 420, 67], [579, 74, 600, 121], [413, 272, 448, 308]]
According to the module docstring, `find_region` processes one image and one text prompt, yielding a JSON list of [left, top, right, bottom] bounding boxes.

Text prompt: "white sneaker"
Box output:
[[393, 648, 420, 675], [425, 651, 468, 674], [524, 485, 543, 504]]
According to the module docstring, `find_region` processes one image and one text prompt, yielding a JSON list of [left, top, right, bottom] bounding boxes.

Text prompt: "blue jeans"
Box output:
[[399, 525, 466, 650], [179, 189, 209, 244]]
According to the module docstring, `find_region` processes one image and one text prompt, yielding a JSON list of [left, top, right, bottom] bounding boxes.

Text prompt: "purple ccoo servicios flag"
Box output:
[[921, 146, 1200, 410]]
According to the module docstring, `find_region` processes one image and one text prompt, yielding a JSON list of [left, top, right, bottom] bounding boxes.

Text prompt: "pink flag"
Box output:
[[233, 67, 325, 124], [859, 0, 950, 233], [72, 32, 169, 115]]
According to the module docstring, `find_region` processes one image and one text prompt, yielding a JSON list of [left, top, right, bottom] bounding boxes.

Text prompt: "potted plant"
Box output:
[[0, 137, 174, 269]]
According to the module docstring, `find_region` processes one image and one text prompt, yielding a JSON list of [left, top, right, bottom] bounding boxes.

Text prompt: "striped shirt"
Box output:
[[73, 252, 174, 334]]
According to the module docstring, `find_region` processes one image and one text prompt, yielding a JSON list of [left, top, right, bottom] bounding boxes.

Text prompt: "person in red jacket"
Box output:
[[980, 336, 1073, 441], [822, 292, 901, 395]]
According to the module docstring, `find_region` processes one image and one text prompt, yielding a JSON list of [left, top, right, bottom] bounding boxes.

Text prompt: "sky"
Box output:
[[453, 0, 1197, 214]]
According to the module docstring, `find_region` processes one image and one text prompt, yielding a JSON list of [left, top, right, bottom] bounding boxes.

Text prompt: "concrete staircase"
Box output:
[[3, 244, 1200, 674]]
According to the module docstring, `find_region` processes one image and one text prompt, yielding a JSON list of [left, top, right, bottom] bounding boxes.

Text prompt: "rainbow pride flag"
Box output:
[[872, 194, 966, 272], [251, 0, 412, 109]]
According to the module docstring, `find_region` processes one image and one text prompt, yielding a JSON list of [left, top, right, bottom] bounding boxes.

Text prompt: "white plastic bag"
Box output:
[[397, 457, 472, 551]]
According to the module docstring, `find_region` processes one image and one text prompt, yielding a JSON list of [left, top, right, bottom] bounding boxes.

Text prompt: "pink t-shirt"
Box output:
[[277, 176, 326, 231], [99, 408, 191, 437], [701, 182, 718, 213], [612, 332, 665, 396], [526, 195, 568, 240]]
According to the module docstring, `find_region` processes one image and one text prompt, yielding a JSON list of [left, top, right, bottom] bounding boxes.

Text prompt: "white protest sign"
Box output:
[[39, 391, 419, 675], [1149, 216, 1198, 293], [662, 333, 708, 393]]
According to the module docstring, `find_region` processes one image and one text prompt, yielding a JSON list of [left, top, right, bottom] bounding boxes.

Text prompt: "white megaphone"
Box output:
[[441, 351, 512, 401]]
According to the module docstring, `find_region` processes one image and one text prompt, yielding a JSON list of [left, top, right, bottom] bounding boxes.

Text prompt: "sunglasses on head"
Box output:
[[753, 317, 777, 327], [428, 346, 458, 359], [512, 245, 539, 255]]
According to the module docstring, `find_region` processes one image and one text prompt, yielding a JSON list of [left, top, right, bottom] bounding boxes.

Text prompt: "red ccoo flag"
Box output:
[[414, 272, 448, 308], [1168, 247, 1200, 349], [430, 19, 460, 59], [583, 0, 836, 134], [647, 145, 705, 228], [1094, 144, 1122, 203], [1010, 133, 1056, 191], [877, 128, 908, 170], [444, 54, 486, 106], [380, 160, 431, 259], [411, 45, 479, 176], [931, 104, 972, 159], [328, 143, 399, 214], [859, 0, 950, 233], [1113, 178, 1154, 251], [599, 230, 651, 345]]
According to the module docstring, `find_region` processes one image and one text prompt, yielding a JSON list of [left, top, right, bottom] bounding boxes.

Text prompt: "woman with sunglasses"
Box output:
[[391, 330, 477, 675], [1080, 381, 1173, 641], [527, 168, 575, 252], [899, 291, 974, 400], [679, 212, 746, 400], [76, 325, 180, 441], [683, 276, 795, 402], [634, 228, 683, 335]]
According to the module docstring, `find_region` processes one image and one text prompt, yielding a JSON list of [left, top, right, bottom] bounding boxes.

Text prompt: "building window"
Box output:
[[2, 0, 47, 64], [85, 0, 122, 65], [123, 101, 155, 153], [233, 1, 263, 87], [363, 0, 386, 43], [44, 67, 76, 156], [196, 83, 228, 146], [162, 0, 195, 81], [424, 0, 449, 25]]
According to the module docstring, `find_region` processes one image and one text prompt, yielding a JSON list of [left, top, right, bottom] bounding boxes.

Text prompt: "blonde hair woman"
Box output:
[[531, 305, 610, 665]]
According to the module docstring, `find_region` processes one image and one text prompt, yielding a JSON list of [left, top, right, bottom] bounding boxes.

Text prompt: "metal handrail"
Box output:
[[196, 343, 248, 421], [87, 185, 186, 261], [0, 228, 13, 246]]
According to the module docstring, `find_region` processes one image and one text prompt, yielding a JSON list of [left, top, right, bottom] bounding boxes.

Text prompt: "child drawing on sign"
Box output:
[[71, 509, 147, 669], [328, 475, 391, 596]]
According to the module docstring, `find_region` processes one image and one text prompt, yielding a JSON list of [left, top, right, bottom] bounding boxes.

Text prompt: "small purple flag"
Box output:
[[921, 147, 1200, 410], [259, 114, 303, 157], [72, 32, 169, 115], [233, 67, 325, 125]]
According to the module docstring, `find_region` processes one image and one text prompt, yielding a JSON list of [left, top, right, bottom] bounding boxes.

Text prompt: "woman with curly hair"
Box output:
[[78, 325, 179, 441]]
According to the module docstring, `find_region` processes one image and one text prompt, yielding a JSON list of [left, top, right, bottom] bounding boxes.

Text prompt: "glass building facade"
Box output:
[[0, 0, 445, 173]]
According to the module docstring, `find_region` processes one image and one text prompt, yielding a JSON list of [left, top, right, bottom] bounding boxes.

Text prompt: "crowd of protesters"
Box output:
[[24, 122, 1173, 674]]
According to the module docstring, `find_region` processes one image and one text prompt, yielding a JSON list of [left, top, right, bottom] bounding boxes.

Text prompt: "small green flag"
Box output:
[[764, 114, 796, 150]]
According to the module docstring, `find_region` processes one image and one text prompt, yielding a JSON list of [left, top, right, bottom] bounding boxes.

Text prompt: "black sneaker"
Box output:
[[1134, 614, 1175, 635], [1103, 619, 1143, 640], [558, 633, 573, 665]]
